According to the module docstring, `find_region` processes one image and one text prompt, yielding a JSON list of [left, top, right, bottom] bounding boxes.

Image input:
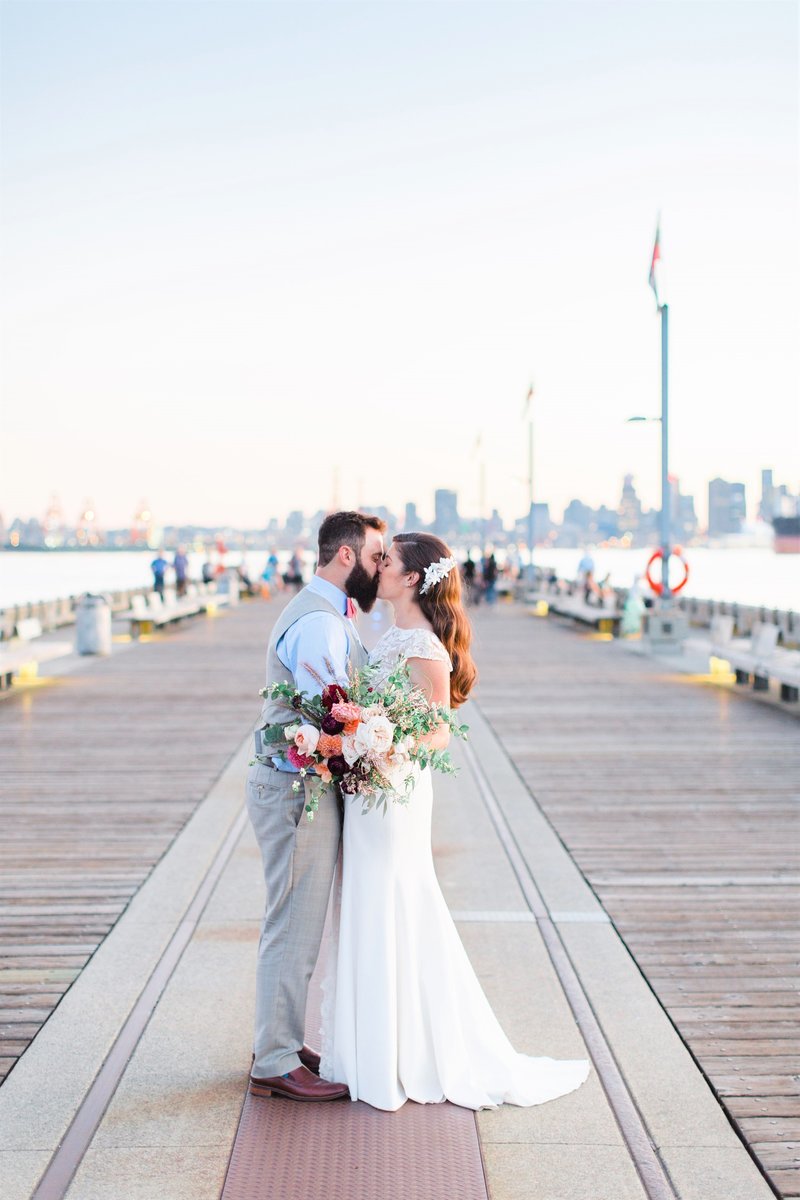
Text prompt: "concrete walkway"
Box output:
[[0, 598, 784, 1199]]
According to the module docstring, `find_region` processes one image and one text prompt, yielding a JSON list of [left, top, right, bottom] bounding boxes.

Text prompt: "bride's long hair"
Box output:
[[392, 533, 477, 708]]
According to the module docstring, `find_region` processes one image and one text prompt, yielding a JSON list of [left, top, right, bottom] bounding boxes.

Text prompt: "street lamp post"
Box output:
[[659, 303, 671, 603], [627, 302, 671, 601]]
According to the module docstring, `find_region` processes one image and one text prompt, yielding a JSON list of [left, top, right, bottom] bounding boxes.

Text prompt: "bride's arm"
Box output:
[[407, 657, 451, 750]]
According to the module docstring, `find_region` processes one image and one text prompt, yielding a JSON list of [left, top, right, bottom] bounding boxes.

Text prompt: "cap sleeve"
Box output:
[[402, 629, 452, 671]]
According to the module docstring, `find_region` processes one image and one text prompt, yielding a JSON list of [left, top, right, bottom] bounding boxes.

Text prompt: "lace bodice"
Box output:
[[368, 625, 452, 688]]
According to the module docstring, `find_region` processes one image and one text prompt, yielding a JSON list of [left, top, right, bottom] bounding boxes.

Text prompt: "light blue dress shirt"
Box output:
[[272, 576, 363, 772]]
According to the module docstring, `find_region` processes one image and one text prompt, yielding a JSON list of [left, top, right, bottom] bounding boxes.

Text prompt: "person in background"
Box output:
[[481, 551, 498, 605], [621, 575, 645, 635], [173, 546, 189, 597], [577, 548, 595, 598], [284, 549, 304, 592], [597, 572, 613, 608], [201, 559, 215, 585], [260, 553, 275, 598], [238, 556, 256, 596], [462, 553, 477, 604], [150, 550, 168, 599]]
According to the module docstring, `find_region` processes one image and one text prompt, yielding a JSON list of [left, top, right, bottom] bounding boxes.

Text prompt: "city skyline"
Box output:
[[2, 3, 797, 531], [5, 463, 795, 550]]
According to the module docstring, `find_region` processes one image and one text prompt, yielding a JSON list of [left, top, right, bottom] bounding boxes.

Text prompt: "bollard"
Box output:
[[75, 593, 112, 656]]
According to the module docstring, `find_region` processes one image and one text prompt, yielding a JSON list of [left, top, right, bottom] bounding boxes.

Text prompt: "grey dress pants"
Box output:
[[246, 760, 340, 1077]]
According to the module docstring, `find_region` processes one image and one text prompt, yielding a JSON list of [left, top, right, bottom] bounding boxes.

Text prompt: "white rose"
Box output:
[[354, 715, 395, 758], [284, 723, 301, 742], [384, 745, 414, 792], [341, 732, 360, 766], [294, 724, 320, 756]]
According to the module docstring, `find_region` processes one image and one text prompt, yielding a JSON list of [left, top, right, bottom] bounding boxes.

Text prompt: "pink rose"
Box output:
[[331, 702, 363, 725]]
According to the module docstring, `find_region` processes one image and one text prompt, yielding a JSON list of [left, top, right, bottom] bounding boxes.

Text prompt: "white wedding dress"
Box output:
[[319, 624, 590, 1111]]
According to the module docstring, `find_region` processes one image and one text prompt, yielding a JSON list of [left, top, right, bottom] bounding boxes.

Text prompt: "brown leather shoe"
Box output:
[[298, 1044, 321, 1075], [250, 1045, 321, 1076], [249, 1064, 349, 1101]]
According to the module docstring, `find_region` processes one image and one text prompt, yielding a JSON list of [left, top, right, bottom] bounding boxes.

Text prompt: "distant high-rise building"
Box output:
[[708, 478, 746, 536], [759, 469, 775, 521], [404, 502, 420, 531], [487, 507, 505, 539], [677, 493, 698, 540], [562, 499, 593, 533], [617, 474, 642, 534], [362, 506, 395, 537], [286, 510, 304, 538], [668, 475, 697, 541], [434, 489, 459, 537]]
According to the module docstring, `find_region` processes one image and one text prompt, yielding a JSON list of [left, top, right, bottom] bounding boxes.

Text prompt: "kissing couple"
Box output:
[[245, 510, 589, 1111]]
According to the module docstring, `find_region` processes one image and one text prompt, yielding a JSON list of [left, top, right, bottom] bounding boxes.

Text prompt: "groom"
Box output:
[[246, 511, 386, 1101]]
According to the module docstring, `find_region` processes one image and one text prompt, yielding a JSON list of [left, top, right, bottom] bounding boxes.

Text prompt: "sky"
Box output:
[[1, 0, 797, 531]]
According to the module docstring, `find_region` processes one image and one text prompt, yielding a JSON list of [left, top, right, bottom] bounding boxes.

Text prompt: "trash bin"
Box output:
[[216, 573, 240, 606], [75, 593, 112, 656]]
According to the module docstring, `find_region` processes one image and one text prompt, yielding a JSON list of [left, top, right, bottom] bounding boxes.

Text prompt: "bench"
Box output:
[[193, 582, 230, 613], [116, 593, 173, 637], [545, 593, 622, 637], [0, 619, 73, 688], [118, 586, 228, 637], [711, 621, 799, 702]]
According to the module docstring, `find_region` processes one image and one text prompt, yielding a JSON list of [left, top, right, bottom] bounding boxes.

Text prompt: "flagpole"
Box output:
[[527, 391, 535, 581], [660, 302, 671, 602]]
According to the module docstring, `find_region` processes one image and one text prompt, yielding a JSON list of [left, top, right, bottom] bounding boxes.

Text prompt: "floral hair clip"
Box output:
[[419, 555, 458, 595]]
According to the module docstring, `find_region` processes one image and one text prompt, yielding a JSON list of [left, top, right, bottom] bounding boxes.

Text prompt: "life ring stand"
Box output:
[[645, 546, 689, 596]]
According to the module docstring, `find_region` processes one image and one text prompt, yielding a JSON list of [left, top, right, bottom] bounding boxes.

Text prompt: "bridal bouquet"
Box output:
[[256, 659, 468, 820]]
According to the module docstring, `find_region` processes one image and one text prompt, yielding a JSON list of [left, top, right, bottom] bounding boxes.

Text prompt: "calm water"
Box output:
[[1, 547, 797, 611]]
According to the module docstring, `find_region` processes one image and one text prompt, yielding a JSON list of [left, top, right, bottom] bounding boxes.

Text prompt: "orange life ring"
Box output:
[[645, 547, 689, 596]]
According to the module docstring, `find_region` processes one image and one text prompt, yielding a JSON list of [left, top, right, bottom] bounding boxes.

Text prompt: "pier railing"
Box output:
[[3, 579, 797, 648], [518, 569, 798, 647], [0, 588, 151, 641]]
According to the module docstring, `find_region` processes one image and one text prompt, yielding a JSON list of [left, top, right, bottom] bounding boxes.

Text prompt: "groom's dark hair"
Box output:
[[318, 511, 387, 566]]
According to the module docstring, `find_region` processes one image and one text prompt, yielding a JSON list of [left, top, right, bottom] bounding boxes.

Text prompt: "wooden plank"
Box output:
[[0, 597, 278, 1083], [473, 605, 800, 1199]]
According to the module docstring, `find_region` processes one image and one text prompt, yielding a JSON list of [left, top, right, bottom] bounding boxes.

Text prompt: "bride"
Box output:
[[320, 532, 590, 1111]]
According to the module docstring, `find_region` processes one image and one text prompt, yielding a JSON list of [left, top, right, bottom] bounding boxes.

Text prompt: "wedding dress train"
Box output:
[[320, 625, 590, 1111]]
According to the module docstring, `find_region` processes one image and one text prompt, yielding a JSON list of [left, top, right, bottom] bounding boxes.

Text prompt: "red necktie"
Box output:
[[345, 597, 356, 619]]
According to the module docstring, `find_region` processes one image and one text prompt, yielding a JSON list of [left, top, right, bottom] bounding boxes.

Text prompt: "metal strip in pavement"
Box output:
[[462, 735, 680, 1200], [30, 807, 250, 1200], [451, 909, 536, 921]]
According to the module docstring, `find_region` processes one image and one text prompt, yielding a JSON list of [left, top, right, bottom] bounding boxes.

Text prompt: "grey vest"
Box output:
[[255, 585, 368, 732]]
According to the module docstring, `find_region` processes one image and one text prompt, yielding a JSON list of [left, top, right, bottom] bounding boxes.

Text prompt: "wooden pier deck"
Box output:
[[0, 593, 797, 1199], [472, 602, 799, 1199], [0, 598, 273, 1084]]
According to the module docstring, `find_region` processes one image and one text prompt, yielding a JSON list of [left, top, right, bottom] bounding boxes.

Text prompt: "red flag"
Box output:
[[648, 219, 661, 307]]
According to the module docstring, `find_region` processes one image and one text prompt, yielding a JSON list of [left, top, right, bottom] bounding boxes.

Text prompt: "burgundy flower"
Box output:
[[291, 694, 303, 710], [326, 754, 347, 777], [322, 683, 349, 710], [287, 745, 314, 770], [339, 772, 359, 794], [321, 713, 345, 735]]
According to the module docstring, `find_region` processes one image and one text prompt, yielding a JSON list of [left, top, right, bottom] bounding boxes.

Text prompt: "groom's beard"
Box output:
[[345, 560, 380, 613]]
